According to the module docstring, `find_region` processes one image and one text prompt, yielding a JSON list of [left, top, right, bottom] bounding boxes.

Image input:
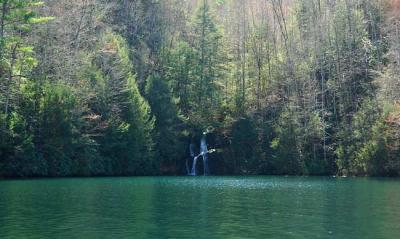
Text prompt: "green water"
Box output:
[[0, 177, 399, 239]]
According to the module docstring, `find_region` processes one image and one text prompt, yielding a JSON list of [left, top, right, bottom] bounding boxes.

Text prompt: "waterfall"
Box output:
[[187, 143, 195, 175], [189, 133, 211, 176], [200, 136, 209, 175], [190, 156, 199, 176]]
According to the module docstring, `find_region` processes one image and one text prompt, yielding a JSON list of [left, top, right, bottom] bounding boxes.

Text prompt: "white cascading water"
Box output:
[[189, 133, 210, 176]]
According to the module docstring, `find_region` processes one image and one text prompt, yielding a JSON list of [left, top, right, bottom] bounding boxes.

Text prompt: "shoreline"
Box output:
[[1, 174, 399, 181]]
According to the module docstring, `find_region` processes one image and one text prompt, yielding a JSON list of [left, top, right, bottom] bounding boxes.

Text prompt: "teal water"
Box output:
[[0, 176, 400, 239]]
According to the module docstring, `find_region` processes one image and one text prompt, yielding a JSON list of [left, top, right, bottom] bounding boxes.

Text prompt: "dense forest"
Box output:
[[0, 0, 400, 177]]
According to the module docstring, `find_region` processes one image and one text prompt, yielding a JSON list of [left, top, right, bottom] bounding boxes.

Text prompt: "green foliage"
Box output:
[[271, 108, 305, 175], [38, 84, 77, 176], [160, 41, 197, 115], [1, 0, 399, 177], [90, 32, 156, 175], [335, 99, 389, 176], [190, 1, 226, 121], [145, 73, 185, 174], [0, 111, 39, 177], [229, 117, 260, 174]]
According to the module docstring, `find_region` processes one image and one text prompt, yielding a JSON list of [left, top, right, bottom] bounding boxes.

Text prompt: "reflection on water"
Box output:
[[0, 177, 400, 239]]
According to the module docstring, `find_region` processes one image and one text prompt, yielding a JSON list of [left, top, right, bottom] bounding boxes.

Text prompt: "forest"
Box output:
[[0, 0, 400, 177]]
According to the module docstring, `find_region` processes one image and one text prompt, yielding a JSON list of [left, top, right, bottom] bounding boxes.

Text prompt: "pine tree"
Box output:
[[0, 0, 53, 177], [145, 73, 184, 174], [191, 0, 225, 121], [90, 32, 156, 175]]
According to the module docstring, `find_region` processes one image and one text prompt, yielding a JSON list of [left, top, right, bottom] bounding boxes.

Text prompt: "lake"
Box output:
[[0, 176, 399, 238]]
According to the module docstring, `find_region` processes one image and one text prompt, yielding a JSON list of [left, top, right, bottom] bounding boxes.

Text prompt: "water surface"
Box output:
[[0, 176, 399, 238]]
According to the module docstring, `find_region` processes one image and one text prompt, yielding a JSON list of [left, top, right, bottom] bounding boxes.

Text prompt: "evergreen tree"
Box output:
[[90, 32, 156, 175], [145, 73, 184, 174], [0, 0, 52, 177], [190, 0, 225, 122]]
